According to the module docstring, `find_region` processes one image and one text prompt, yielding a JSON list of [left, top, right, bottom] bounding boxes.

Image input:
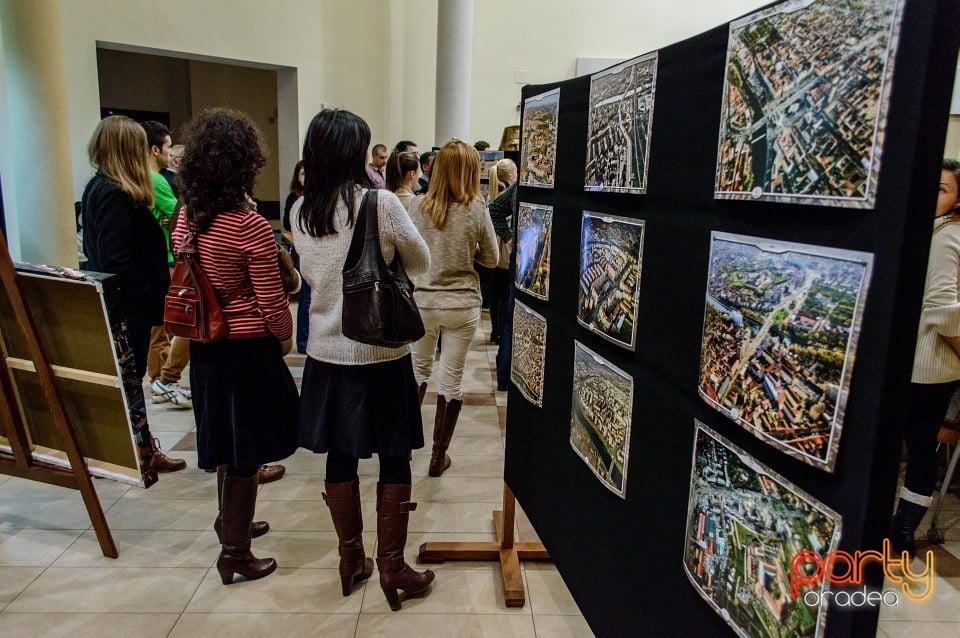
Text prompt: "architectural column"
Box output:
[[0, 0, 75, 265], [434, 0, 474, 146]]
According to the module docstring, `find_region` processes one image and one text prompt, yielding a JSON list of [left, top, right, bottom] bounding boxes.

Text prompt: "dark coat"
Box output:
[[82, 173, 170, 326]]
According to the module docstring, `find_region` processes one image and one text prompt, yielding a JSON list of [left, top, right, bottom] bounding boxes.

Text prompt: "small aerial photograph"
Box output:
[[510, 301, 547, 407], [515, 202, 553, 301], [520, 88, 560, 188]]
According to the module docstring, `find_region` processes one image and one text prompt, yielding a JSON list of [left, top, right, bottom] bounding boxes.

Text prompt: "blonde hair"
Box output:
[[419, 139, 481, 229], [495, 158, 517, 185], [88, 115, 154, 207], [488, 165, 503, 201]]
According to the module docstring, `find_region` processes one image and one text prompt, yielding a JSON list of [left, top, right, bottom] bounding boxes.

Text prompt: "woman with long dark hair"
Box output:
[[408, 140, 499, 477], [173, 108, 299, 584], [291, 109, 433, 610], [385, 150, 419, 211]]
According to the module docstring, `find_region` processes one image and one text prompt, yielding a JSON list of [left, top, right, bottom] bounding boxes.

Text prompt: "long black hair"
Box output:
[[299, 109, 374, 237]]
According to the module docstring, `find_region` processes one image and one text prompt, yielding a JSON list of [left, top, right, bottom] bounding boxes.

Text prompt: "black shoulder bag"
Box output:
[[342, 190, 425, 347]]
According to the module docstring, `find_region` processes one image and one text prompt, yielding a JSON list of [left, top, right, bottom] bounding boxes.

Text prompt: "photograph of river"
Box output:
[[698, 232, 872, 471], [520, 88, 560, 189], [511, 301, 547, 407], [714, 0, 903, 208], [683, 421, 841, 638], [570, 340, 634, 498], [584, 52, 658, 194]]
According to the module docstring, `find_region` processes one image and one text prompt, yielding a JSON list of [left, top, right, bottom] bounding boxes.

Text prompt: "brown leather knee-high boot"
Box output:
[[216, 471, 277, 585], [428, 397, 462, 477], [214, 465, 270, 542], [376, 483, 435, 610], [324, 478, 374, 596]]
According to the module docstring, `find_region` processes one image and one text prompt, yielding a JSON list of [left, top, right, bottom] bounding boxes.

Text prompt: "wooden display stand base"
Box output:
[[418, 484, 549, 607]]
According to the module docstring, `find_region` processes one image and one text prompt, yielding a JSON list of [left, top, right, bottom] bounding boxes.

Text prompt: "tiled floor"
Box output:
[[0, 313, 593, 637], [2, 313, 959, 637]]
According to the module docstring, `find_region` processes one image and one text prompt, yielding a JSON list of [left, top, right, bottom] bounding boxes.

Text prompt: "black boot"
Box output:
[[216, 471, 277, 585], [890, 498, 928, 558]]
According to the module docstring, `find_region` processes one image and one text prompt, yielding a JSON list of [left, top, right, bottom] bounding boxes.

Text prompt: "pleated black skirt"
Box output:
[[190, 337, 299, 470], [298, 354, 424, 457]]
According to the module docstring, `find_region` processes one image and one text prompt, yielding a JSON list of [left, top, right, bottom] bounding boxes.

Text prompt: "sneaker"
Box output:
[[147, 438, 187, 472], [151, 379, 192, 409]]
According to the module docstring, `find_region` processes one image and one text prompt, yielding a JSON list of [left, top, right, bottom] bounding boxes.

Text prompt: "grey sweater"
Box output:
[[291, 188, 430, 365], [408, 195, 499, 309]]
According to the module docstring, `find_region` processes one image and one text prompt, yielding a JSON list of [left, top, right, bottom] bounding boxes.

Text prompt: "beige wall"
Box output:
[[97, 49, 192, 134]]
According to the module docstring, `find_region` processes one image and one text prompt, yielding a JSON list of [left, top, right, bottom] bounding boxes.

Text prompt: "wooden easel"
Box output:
[[418, 483, 549, 607], [0, 231, 117, 558]]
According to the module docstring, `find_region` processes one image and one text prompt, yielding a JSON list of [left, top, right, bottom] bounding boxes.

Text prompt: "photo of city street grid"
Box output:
[[515, 202, 553, 300], [510, 301, 547, 407], [714, 0, 903, 208], [577, 212, 644, 350], [698, 232, 872, 472], [570, 341, 633, 498], [683, 421, 841, 638], [584, 52, 658, 194], [520, 88, 560, 188]]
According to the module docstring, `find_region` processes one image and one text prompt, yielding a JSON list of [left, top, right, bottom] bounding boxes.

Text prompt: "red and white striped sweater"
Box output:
[[172, 209, 292, 341]]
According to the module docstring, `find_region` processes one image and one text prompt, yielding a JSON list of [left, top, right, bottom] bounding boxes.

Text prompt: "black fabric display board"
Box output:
[[503, 1, 959, 637]]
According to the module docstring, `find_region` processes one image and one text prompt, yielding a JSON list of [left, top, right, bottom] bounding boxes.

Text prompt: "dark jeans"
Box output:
[[295, 254, 311, 353], [495, 286, 515, 391], [903, 380, 960, 497], [127, 322, 153, 381]]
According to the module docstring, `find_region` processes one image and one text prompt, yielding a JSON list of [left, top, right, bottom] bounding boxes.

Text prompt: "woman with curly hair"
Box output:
[[292, 109, 433, 610], [172, 108, 299, 585]]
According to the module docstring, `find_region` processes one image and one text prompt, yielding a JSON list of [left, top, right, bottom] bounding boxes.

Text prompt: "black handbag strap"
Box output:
[[345, 189, 386, 270]]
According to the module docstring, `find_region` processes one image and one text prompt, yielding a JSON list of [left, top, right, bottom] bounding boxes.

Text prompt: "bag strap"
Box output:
[[177, 226, 245, 307], [345, 189, 385, 268]]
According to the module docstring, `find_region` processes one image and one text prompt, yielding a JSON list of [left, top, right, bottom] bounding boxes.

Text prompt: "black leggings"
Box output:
[[903, 381, 959, 497], [325, 449, 411, 485]]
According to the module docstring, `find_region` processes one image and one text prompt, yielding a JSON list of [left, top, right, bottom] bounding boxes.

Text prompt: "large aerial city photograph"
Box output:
[[684, 422, 841, 638], [584, 53, 658, 194], [698, 232, 872, 471], [714, 0, 902, 208], [520, 88, 560, 189]]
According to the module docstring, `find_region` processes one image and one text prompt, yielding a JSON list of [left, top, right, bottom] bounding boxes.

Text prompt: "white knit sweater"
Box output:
[[291, 188, 430, 365], [912, 215, 960, 383]]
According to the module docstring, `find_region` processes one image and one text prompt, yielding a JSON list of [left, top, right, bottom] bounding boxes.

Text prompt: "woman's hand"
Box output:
[[279, 336, 293, 356]]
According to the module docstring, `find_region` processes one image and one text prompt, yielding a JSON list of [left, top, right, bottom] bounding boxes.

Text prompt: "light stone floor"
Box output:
[[2, 311, 960, 637], [0, 313, 593, 638]]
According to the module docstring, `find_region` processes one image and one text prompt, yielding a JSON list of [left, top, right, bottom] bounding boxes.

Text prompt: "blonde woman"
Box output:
[[81, 115, 185, 473], [409, 140, 499, 476], [386, 150, 420, 210]]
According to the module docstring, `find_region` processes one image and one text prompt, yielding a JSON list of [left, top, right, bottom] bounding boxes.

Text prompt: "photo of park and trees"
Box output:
[[714, 0, 903, 208], [515, 202, 553, 301], [584, 53, 658, 194], [577, 212, 644, 350], [520, 88, 560, 188], [570, 341, 633, 498], [510, 301, 547, 407], [683, 421, 841, 638], [698, 232, 872, 471]]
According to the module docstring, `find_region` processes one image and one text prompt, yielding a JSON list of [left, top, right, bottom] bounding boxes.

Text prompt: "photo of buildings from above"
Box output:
[[515, 202, 553, 300], [510, 300, 548, 407], [569, 341, 634, 498], [584, 52, 658, 194], [698, 232, 872, 472], [520, 88, 560, 188], [683, 422, 841, 638], [714, 0, 902, 208], [577, 212, 645, 350]]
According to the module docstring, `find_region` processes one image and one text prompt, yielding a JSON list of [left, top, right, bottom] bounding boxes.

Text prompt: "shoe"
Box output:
[[151, 379, 193, 409], [147, 438, 187, 472], [890, 497, 929, 558], [325, 479, 374, 596], [258, 464, 286, 484], [215, 466, 269, 542], [216, 471, 276, 585], [428, 396, 462, 477], [376, 483, 435, 610]]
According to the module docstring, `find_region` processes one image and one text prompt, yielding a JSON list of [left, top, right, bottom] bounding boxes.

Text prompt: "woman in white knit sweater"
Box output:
[[891, 159, 960, 557], [408, 140, 499, 477], [292, 109, 435, 610]]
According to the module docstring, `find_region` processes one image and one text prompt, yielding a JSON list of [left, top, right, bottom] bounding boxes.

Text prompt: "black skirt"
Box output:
[[298, 354, 424, 457], [190, 337, 299, 470]]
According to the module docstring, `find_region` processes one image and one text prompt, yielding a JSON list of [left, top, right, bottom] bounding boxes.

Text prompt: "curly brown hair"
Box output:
[[179, 108, 267, 231]]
